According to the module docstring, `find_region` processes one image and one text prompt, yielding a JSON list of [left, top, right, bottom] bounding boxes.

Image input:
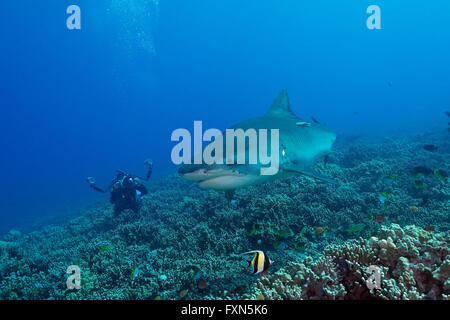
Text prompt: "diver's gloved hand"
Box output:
[[144, 159, 153, 167], [86, 177, 96, 185]]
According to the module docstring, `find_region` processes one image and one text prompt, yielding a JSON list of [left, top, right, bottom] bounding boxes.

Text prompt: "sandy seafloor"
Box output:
[[0, 130, 449, 300]]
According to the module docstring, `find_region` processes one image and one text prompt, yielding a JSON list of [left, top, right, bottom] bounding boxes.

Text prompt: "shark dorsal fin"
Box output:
[[266, 89, 296, 117]]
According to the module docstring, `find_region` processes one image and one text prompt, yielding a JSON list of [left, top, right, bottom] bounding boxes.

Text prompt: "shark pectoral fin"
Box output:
[[304, 169, 339, 185], [283, 165, 339, 185]]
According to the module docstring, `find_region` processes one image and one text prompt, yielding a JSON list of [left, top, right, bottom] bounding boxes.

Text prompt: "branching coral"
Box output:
[[250, 224, 450, 300]]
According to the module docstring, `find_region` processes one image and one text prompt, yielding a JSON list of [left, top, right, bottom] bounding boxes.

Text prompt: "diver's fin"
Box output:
[[283, 165, 339, 185]]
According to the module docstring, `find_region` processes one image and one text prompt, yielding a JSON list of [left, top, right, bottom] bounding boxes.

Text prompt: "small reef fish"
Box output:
[[190, 266, 203, 281], [247, 223, 263, 236], [100, 244, 114, 252], [295, 121, 311, 127], [382, 175, 395, 184], [347, 223, 365, 235], [387, 81, 393, 88], [276, 227, 294, 238], [414, 180, 425, 189], [274, 241, 287, 250], [131, 267, 140, 283], [423, 144, 438, 152], [242, 250, 272, 275], [424, 226, 435, 232], [197, 279, 208, 290], [374, 215, 385, 223], [179, 289, 188, 298], [233, 285, 247, 294], [445, 111, 450, 118], [411, 206, 419, 213], [379, 192, 389, 210], [311, 117, 320, 124], [314, 226, 324, 235], [294, 242, 308, 251]]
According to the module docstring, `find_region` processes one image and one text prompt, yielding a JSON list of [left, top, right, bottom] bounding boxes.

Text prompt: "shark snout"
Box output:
[[179, 164, 246, 187], [178, 164, 208, 181]]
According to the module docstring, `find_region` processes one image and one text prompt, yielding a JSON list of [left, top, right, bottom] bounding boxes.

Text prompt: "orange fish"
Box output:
[[234, 285, 246, 294], [197, 280, 208, 290], [314, 227, 324, 235], [259, 271, 269, 277]]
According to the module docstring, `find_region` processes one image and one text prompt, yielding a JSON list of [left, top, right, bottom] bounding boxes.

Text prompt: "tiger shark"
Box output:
[[178, 89, 337, 192]]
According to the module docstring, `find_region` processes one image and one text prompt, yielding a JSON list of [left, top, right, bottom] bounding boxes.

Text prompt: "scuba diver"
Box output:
[[87, 159, 153, 215]]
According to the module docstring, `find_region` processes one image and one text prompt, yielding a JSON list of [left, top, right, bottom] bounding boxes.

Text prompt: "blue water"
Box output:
[[0, 0, 449, 235]]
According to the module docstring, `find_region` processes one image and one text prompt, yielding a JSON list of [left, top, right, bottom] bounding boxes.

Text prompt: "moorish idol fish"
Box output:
[[241, 250, 272, 275]]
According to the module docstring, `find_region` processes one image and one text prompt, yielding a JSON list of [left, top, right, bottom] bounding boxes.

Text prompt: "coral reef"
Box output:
[[0, 130, 448, 300]]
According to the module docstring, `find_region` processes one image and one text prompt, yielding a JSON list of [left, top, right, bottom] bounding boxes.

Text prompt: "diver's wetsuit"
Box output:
[[90, 164, 152, 214]]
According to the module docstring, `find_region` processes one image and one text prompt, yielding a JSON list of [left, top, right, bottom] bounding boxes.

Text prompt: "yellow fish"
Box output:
[[241, 250, 272, 275]]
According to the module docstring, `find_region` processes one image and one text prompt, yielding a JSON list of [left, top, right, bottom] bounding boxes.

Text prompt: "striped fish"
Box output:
[[242, 250, 272, 275]]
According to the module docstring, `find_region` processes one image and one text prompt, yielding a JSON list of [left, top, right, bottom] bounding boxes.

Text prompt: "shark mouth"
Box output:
[[178, 166, 260, 191], [178, 166, 235, 181]]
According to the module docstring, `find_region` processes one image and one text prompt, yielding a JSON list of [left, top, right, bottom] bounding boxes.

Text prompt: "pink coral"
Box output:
[[250, 224, 450, 300]]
